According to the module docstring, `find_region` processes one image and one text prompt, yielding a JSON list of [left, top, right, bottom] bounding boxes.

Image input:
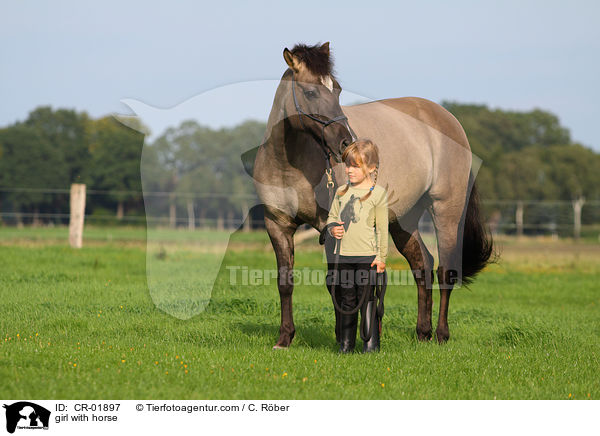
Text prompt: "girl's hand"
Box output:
[[371, 259, 386, 273], [329, 222, 345, 239]]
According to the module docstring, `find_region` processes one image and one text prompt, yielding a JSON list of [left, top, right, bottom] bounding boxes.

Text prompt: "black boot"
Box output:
[[339, 311, 358, 353], [362, 299, 380, 353]]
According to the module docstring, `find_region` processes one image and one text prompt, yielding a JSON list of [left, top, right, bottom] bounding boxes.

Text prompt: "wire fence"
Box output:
[[1, 188, 599, 239], [0, 187, 259, 229]]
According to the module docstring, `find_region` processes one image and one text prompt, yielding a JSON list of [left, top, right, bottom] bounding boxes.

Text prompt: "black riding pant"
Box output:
[[326, 255, 377, 311]]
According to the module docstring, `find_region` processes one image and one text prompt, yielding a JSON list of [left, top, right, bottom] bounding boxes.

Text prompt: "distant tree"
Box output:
[[473, 166, 496, 200], [0, 124, 68, 222], [146, 119, 264, 228], [443, 102, 572, 166], [88, 116, 145, 219], [23, 106, 93, 183], [225, 120, 265, 228], [442, 102, 587, 201], [542, 144, 600, 201], [494, 146, 559, 200]]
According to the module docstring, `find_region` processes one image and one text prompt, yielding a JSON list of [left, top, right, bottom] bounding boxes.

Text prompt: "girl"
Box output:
[[325, 138, 388, 353]]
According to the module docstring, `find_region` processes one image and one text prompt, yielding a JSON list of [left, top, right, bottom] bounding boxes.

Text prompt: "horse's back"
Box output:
[[348, 97, 470, 150], [341, 96, 472, 221]]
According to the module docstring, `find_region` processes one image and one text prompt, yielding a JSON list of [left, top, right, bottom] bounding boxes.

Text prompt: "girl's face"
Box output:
[[345, 160, 375, 185]]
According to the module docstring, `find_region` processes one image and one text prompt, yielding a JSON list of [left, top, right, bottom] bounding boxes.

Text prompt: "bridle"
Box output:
[[290, 72, 353, 202], [291, 73, 349, 134]]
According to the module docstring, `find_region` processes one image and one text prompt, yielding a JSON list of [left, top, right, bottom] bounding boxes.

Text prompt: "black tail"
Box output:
[[461, 174, 495, 284]]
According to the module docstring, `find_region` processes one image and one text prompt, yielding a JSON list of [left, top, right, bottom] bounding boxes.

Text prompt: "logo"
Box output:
[[3, 402, 50, 434]]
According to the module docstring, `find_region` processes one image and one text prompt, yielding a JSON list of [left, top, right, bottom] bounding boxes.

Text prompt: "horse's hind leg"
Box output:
[[389, 217, 434, 341], [430, 200, 466, 343]]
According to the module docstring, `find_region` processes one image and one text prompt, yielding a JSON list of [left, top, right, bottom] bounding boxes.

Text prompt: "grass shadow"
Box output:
[[233, 320, 338, 351]]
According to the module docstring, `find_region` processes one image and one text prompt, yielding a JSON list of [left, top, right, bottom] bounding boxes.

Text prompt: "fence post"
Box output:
[[216, 211, 224, 231], [169, 201, 176, 228], [187, 199, 195, 230], [515, 201, 524, 237], [242, 201, 251, 232], [69, 183, 86, 248], [573, 196, 585, 240]]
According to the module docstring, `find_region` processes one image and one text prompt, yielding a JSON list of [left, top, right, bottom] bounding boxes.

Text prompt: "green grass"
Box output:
[[0, 225, 271, 243], [0, 227, 598, 399]]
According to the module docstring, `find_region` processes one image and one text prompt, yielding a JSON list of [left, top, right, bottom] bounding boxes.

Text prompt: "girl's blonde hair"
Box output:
[[337, 138, 379, 202]]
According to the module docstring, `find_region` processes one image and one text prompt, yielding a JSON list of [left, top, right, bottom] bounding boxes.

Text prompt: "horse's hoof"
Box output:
[[416, 327, 432, 342], [272, 344, 289, 350], [435, 328, 450, 343], [274, 335, 293, 349]]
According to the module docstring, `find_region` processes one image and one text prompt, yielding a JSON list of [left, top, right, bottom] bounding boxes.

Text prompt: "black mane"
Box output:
[[291, 43, 335, 77]]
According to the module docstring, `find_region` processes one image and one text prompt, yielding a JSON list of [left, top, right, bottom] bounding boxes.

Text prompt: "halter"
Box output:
[[290, 72, 351, 202]]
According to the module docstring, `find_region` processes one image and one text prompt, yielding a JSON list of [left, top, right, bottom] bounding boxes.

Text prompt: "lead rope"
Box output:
[[359, 268, 387, 342]]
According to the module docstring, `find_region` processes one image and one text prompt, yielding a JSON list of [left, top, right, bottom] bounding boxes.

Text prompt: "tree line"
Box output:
[[443, 102, 600, 202], [0, 104, 598, 229]]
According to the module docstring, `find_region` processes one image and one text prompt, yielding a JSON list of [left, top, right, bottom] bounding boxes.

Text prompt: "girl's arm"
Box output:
[[374, 189, 389, 264]]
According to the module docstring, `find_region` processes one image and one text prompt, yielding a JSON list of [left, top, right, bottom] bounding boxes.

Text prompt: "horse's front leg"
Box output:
[[265, 211, 298, 349]]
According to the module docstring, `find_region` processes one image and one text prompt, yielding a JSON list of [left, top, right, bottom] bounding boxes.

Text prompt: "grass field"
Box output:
[[0, 226, 599, 399]]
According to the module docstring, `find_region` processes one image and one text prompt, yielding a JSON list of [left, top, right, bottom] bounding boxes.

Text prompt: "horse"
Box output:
[[339, 194, 360, 231], [250, 42, 493, 349]]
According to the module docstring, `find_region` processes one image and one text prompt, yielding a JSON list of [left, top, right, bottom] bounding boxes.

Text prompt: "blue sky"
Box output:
[[2, 1, 599, 149]]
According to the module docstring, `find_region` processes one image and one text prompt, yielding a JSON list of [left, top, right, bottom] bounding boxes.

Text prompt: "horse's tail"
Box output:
[[461, 173, 495, 284]]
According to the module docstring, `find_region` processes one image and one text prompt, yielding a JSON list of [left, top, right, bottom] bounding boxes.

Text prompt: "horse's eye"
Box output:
[[304, 89, 317, 99]]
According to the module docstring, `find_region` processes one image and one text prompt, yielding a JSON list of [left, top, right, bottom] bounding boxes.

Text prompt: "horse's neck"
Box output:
[[263, 122, 321, 174], [260, 127, 288, 175], [260, 76, 328, 183]]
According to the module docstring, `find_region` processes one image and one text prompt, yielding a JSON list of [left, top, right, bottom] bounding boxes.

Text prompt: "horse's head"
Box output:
[[280, 42, 355, 162]]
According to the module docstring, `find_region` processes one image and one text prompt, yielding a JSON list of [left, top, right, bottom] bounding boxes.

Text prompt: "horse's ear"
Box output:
[[283, 48, 299, 72], [320, 42, 330, 56]]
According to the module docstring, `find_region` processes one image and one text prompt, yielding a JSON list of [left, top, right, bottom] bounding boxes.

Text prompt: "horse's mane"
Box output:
[[290, 43, 335, 78]]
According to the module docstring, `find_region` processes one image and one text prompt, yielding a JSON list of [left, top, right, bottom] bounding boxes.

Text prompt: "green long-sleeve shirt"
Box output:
[[326, 184, 389, 263]]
